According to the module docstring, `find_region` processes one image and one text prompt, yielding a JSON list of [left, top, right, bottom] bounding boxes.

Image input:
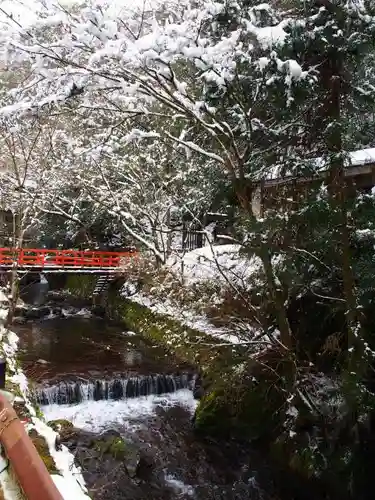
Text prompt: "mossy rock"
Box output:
[[90, 430, 141, 477], [5, 381, 23, 399], [49, 419, 74, 434], [93, 435, 128, 460], [28, 429, 59, 474]]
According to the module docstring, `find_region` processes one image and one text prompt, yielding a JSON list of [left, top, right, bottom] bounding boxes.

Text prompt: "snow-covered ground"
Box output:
[[168, 244, 261, 285]]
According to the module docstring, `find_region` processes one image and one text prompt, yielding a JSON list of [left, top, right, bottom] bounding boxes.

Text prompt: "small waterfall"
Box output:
[[34, 373, 195, 405]]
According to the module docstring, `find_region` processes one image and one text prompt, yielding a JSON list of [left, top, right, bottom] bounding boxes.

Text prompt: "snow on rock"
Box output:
[[164, 474, 195, 497]]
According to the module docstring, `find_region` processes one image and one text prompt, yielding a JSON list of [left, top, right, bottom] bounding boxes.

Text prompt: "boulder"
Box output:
[[24, 306, 51, 319], [50, 423, 152, 481]]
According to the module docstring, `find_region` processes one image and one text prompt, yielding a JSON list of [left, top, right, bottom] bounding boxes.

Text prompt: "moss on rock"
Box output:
[[28, 429, 59, 474], [93, 435, 128, 460], [49, 419, 74, 434]]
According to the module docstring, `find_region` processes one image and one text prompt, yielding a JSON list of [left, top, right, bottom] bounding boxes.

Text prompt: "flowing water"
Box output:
[[14, 302, 281, 500]]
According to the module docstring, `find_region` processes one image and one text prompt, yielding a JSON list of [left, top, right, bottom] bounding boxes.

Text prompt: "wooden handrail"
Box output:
[[0, 374, 63, 500], [0, 247, 138, 269]]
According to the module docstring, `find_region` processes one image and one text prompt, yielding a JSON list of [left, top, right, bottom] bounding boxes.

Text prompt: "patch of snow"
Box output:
[[164, 474, 195, 497], [168, 244, 261, 286], [74, 308, 92, 318], [37, 359, 50, 365], [61, 307, 92, 318], [349, 147, 375, 166], [40, 274, 49, 284], [46, 310, 59, 320], [286, 406, 298, 417], [245, 19, 289, 49], [52, 475, 90, 500]]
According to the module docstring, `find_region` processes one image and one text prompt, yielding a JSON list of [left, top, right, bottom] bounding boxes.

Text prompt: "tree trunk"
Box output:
[[6, 213, 22, 326], [234, 180, 293, 351], [324, 56, 364, 372], [259, 246, 293, 350]]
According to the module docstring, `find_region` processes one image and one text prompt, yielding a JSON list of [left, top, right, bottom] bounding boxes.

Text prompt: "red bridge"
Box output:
[[0, 248, 138, 273]]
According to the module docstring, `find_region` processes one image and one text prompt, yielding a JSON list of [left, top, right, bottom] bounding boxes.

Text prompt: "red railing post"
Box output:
[[38, 250, 45, 267]]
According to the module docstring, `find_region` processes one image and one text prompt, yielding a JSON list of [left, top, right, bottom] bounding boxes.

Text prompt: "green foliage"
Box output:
[[195, 351, 290, 441], [65, 274, 97, 298]]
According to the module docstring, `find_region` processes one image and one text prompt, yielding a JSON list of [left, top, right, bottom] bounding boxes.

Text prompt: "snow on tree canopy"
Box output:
[[0, 0, 304, 118]]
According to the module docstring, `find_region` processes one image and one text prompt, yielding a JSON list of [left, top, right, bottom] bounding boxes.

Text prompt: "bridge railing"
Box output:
[[0, 248, 137, 268]]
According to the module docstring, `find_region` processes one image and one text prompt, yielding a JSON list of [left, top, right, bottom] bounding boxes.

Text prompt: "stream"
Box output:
[[13, 293, 282, 500]]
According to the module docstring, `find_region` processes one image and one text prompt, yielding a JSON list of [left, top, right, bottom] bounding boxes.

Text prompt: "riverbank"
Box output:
[[0, 291, 90, 500]]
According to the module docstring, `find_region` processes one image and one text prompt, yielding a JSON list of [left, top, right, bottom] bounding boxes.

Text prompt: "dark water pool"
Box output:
[[15, 314, 192, 383]]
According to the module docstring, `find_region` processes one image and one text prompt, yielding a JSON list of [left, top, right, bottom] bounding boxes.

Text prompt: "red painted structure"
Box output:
[[0, 248, 137, 272]]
